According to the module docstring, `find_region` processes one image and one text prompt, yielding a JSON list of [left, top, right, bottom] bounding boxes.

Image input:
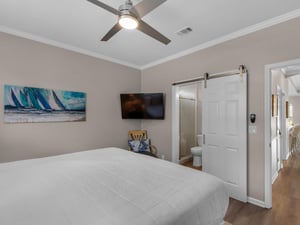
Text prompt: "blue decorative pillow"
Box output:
[[128, 139, 150, 153]]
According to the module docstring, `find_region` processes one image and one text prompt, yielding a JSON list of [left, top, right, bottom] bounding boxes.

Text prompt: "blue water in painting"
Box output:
[[4, 84, 86, 123], [4, 109, 85, 123]]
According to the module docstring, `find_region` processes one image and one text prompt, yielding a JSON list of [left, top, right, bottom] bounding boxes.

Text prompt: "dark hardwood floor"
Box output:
[[225, 153, 300, 225], [182, 153, 300, 225]]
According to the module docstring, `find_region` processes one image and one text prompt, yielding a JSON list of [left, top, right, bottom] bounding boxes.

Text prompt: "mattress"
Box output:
[[0, 147, 229, 225]]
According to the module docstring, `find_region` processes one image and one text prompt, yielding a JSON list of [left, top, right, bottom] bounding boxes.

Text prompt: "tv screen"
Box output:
[[120, 93, 165, 119]]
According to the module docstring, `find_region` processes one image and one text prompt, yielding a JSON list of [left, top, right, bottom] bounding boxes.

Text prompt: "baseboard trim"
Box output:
[[285, 151, 291, 160], [179, 155, 193, 164], [272, 171, 279, 184], [247, 197, 266, 208]]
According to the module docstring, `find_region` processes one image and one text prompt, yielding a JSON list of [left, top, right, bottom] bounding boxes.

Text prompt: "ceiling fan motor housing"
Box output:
[[119, 1, 132, 11]]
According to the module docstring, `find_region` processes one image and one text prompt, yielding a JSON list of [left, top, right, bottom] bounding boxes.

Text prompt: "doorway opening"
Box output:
[[264, 58, 300, 208], [176, 82, 203, 169]]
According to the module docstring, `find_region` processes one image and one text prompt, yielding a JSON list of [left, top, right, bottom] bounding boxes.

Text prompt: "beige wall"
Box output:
[[289, 96, 300, 125], [0, 32, 141, 162], [141, 17, 300, 201]]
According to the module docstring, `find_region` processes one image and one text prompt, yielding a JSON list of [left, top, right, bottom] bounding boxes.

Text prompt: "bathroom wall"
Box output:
[[178, 84, 197, 159]]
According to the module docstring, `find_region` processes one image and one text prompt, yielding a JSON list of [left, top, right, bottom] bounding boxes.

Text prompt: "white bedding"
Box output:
[[0, 147, 228, 225]]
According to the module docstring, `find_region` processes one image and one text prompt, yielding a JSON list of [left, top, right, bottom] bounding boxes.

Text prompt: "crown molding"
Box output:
[[141, 9, 300, 70], [0, 26, 141, 70]]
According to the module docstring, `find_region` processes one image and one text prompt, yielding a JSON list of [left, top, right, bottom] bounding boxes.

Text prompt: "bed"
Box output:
[[0, 147, 229, 225]]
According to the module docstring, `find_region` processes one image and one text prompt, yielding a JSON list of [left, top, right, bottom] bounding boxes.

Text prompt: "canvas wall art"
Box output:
[[4, 84, 86, 123]]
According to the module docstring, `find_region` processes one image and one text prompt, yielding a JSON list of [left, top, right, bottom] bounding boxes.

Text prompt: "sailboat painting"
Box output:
[[4, 85, 86, 123]]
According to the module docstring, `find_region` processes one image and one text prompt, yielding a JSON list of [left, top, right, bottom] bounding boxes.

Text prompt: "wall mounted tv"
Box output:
[[120, 93, 165, 119]]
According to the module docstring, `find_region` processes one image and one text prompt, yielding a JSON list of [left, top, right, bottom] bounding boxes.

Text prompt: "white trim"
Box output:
[[272, 171, 279, 184], [141, 9, 300, 70], [285, 151, 291, 161], [179, 155, 193, 164], [247, 197, 266, 208], [1, 10, 300, 70], [264, 58, 300, 209], [0, 26, 141, 70], [171, 85, 180, 163]]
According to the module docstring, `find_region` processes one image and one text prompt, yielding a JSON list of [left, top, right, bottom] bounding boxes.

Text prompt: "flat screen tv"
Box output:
[[120, 93, 165, 119]]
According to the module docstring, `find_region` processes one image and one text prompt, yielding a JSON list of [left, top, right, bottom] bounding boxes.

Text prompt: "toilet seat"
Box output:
[[191, 146, 202, 155]]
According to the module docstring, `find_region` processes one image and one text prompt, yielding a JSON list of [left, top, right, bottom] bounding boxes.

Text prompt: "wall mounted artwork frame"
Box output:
[[4, 84, 86, 123], [271, 94, 278, 117]]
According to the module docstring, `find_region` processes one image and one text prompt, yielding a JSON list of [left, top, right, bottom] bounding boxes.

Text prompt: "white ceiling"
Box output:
[[1, 0, 300, 69]]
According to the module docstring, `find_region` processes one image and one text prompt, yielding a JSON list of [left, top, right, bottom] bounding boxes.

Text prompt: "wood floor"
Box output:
[[225, 153, 300, 225], [182, 153, 300, 225]]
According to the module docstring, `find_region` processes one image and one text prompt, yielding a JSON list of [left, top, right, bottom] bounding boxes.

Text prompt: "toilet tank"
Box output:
[[197, 134, 203, 146]]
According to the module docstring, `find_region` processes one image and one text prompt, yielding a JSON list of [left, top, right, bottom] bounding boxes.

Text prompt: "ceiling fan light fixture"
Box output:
[[119, 15, 138, 29]]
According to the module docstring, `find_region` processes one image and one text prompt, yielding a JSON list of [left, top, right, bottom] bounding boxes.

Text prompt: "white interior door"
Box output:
[[202, 73, 247, 202]]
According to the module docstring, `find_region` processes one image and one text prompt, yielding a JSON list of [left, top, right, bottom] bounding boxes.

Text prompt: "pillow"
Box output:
[[128, 139, 150, 153]]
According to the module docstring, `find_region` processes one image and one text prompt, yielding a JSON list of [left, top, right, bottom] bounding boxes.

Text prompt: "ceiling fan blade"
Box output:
[[86, 0, 121, 16], [101, 23, 122, 41], [131, 0, 167, 18], [137, 20, 170, 45]]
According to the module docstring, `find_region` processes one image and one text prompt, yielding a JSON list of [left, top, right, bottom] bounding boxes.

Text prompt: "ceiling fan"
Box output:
[[86, 0, 171, 45]]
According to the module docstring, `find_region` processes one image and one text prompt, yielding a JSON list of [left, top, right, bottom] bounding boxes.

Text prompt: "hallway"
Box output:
[[225, 152, 300, 224]]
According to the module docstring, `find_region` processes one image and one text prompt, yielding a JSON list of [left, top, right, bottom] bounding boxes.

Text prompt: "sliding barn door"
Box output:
[[202, 73, 247, 202]]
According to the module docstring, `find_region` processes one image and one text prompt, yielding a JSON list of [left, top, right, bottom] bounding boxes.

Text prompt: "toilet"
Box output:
[[191, 134, 203, 167]]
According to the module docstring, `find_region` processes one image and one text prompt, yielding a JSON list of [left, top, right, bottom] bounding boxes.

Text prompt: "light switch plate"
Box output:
[[249, 125, 257, 134]]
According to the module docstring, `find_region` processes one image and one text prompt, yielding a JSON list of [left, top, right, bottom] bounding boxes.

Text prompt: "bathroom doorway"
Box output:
[[175, 81, 203, 166]]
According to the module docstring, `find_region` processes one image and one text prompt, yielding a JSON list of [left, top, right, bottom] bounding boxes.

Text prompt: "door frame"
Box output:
[[172, 85, 180, 163], [264, 58, 300, 208]]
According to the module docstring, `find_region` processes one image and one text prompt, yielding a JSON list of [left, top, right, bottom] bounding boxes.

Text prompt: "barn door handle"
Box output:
[[203, 134, 205, 145]]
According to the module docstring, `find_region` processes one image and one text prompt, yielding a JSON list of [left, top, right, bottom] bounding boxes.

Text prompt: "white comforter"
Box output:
[[0, 147, 228, 225]]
